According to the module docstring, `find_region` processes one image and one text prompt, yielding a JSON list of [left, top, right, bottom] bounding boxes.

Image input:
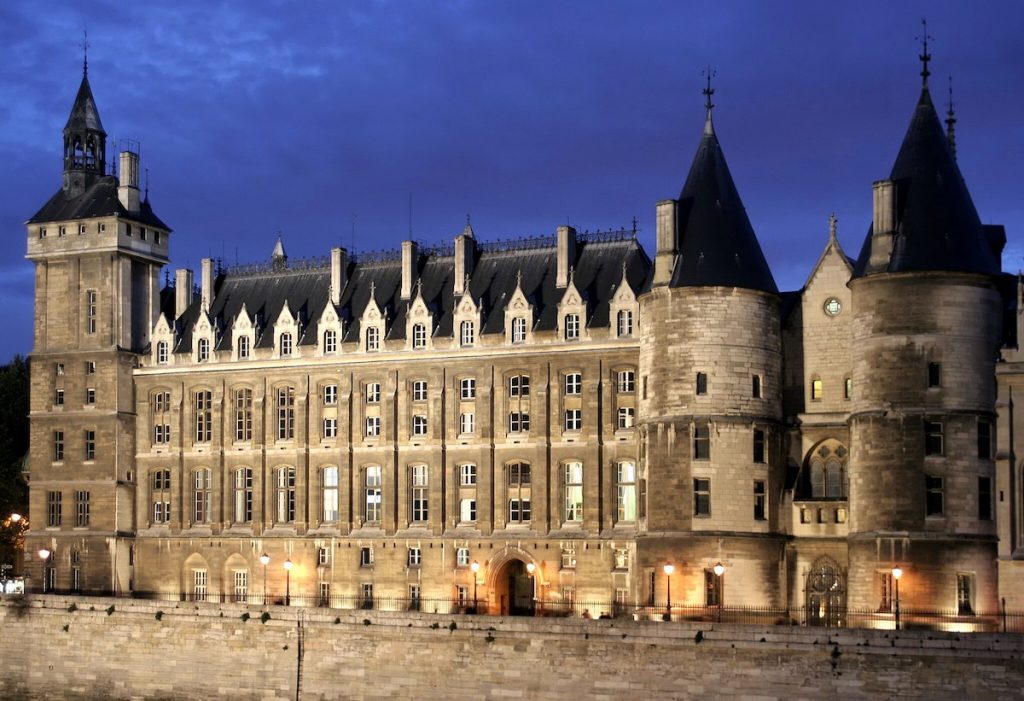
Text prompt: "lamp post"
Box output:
[[259, 552, 270, 605], [525, 562, 537, 615], [470, 560, 480, 613], [39, 548, 52, 593], [713, 562, 725, 623], [663, 563, 675, 621], [283, 559, 293, 606], [891, 565, 903, 631]]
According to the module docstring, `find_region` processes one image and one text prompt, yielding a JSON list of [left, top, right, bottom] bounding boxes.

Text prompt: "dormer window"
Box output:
[[280, 333, 293, 357], [238, 335, 250, 359], [366, 327, 380, 352], [564, 314, 580, 341], [323, 329, 337, 354], [412, 323, 426, 349], [156, 341, 168, 365], [511, 317, 526, 344], [617, 310, 633, 337], [197, 338, 210, 362], [460, 320, 475, 347]]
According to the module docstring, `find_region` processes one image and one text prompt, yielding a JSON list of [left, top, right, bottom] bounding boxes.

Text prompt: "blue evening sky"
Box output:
[[1, 1, 1022, 362]]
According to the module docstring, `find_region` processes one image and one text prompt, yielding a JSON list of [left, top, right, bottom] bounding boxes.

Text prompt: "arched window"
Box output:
[[193, 468, 212, 523], [808, 442, 848, 499], [322, 467, 339, 523], [234, 467, 253, 523], [805, 556, 846, 627], [275, 467, 295, 522]]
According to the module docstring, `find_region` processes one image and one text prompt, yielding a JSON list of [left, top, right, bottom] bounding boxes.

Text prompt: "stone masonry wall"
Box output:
[[2, 596, 1023, 700]]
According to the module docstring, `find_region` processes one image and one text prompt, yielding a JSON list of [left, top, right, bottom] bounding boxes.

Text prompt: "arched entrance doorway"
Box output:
[[493, 559, 536, 616], [805, 556, 846, 627]]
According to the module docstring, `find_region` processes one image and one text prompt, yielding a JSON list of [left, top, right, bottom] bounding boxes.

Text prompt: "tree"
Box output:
[[0, 355, 29, 574]]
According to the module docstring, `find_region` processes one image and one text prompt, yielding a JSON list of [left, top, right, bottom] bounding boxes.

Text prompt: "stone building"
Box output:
[[24, 53, 1021, 622]]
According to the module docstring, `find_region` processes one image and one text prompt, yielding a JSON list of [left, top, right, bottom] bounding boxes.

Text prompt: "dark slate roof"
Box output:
[[670, 115, 778, 294], [28, 175, 170, 229], [65, 72, 105, 134], [852, 87, 1000, 278], [170, 234, 650, 351]]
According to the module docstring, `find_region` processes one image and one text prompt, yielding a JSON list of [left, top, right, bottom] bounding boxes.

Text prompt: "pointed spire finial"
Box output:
[[516, 269, 522, 287], [568, 265, 575, 286], [917, 18, 932, 87], [81, 30, 90, 75], [621, 259, 628, 279], [828, 213, 838, 242], [369, 280, 376, 300], [946, 75, 957, 157], [702, 66, 716, 133], [415, 277, 423, 298], [463, 273, 471, 294]]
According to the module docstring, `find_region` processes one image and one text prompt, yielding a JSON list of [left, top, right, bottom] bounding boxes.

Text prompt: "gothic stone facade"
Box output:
[[24, 65, 1021, 621]]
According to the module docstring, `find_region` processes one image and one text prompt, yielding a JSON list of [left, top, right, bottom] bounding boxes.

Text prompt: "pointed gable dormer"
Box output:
[[192, 310, 216, 363], [453, 278, 481, 348], [63, 63, 107, 197], [274, 302, 299, 358], [232, 304, 255, 360], [609, 262, 639, 339], [504, 271, 535, 345], [151, 314, 174, 365], [557, 270, 588, 342], [670, 77, 777, 294], [406, 281, 434, 351], [360, 282, 386, 352], [852, 61, 999, 279], [318, 300, 343, 356]]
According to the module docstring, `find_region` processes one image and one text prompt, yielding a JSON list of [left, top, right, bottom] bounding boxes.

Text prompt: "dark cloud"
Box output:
[[1, 0, 1021, 362]]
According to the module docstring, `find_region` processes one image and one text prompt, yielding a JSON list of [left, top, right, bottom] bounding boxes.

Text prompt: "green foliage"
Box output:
[[260, 612, 271, 624], [0, 356, 28, 568], [240, 612, 251, 622]]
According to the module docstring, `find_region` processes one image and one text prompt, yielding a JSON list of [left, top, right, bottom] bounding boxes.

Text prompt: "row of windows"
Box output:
[[52, 430, 95, 461], [691, 479, 768, 521], [925, 475, 994, 520], [694, 372, 765, 399], [45, 490, 90, 528], [53, 361, 97, 376], [809, 362, 948, 403], [166, 309, 637, 365], [691, 426, 768, 463], [925, 419, 994, 460], [145, 461, 639, 526]]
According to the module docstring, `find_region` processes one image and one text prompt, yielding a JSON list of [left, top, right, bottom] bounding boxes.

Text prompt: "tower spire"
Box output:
[[702, 67, 716, 134], [945, 75, 957, 157], [917, 18, 932, 87], [81, 30, 89, 75]]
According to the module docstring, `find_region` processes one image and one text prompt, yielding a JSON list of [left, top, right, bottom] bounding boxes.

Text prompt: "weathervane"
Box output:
[[917, 18, 932, 86]]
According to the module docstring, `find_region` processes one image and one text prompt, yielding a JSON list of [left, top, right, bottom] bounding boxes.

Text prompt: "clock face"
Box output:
[[824, 298, 842, 317]]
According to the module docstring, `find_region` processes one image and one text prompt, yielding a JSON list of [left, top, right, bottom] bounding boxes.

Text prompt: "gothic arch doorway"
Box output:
[[492, 559, 536, 616], [805, 556, 846, 627]]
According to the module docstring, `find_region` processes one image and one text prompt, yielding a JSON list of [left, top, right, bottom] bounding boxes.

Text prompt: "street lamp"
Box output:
[[891, 565, 903, 631], [10, 513, 21, 523], [713, 562, 725, 622], [39, 549, 52, 593], [663, 563, 675, 620], [470, 560, 480, 613], [259, 552, 270, 605], [283, 559, 293, 606]]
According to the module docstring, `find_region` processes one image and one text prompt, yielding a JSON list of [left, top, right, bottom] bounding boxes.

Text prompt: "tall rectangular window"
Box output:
[[75, 490, 90, 527], [235, 388, 253, 442], [693, 424, 710, 460], [194, 390, 212, 443], [323, 417, 338, 438], [408, 547, 422, 567], [978, 419, 992, 459], [55, 388, 65, 406], [275, 467, 295, 523], [460, 498, 477, 522], [193, 570, 208, 602], [564, 313, 580, 340], [53, 431, 64, 461], [47, 490, 62, 527], [617, 309, 633, 337], [617, 461, 636, 522], [753, 428, 766, 463], [811, 378, 823, 400], [563, 462, 583, 522], [957, 574, 974, 615], [978, 476, 992, 521], [234, 468, 253, 522], [365, 326, 380, 351], [410, 465, 428, 522], [237, 335, 250, 359], [322, 467, 339, 522], [460, 378, 476, 400], [193, 469, 212, 523], [460, 320, 475, 347], [752, 374, 762, 399], [705, 569, 722, 606], [85, 387, 96, 405], [925, 475, 944, 516], [694, 478, 711, 517], [459, 412, 475, 434], [928, 362, 942, 388], [277, 387, 295, 440], [412, 323, 426, 349], [365, 466, 382, 522], [412, 380, 428, 402], [509, 412, 531, 433], [233, 571, 248, 603], [925, 421, 944, 456], [511, 316, 527, 343], [878, 572, 894, 612], [84, 429, 96, 460], [507, 462, 531, 523], [696, 372, 708, 396], [151, 470, 171, 523], [86, 290, 98, 334], [753, 480, 766, 521], [324, 329, 338, 354]]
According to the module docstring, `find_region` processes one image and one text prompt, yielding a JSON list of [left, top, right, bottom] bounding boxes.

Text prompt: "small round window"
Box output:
[[823, 298, 842, 317]]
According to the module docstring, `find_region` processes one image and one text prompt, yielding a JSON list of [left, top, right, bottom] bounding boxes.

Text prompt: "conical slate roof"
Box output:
[[852, 87, 998, 278], [64, 72, 105, 134], [669, 114, 777, 293]]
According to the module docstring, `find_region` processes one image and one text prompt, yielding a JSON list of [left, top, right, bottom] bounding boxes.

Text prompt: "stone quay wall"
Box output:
[[1, 595, 1023, 700]]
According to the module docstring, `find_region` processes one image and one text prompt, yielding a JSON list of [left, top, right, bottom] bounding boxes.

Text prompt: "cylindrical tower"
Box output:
[[847, 77, 1003, 615]]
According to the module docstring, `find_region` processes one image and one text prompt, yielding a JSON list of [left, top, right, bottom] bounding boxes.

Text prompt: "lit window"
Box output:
[[460, 320, 475, 347], [694, 478, 711, 517], [705, 569, 722, 606], [811, 378, 823, 401], [460, 378, 476, 400], [564, 372, 582, 395], [844, 377, 852, 400], [322, 466, 339, 523], [563, 462, 583, 522], [564, 313, 580, 341], [511, 317, 527, 343], [617, 309, 633, 337], [617, 461, 636, 522]]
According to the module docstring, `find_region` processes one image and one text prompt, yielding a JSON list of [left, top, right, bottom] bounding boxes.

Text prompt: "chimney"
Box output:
[[454, 224, 476, 296], [330, 247, 348, 307], [869, 180, 897, 270], [556, 225, 577, 289], [174, 268, 194, 320], [653, 199, 678, 286], [401, 240, 418, 300], [200, 258, 214, 313], [118, 151, 140, 213]]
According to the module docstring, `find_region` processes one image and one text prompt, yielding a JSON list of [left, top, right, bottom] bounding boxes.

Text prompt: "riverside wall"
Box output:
[[1, 596, 1023, 699]]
